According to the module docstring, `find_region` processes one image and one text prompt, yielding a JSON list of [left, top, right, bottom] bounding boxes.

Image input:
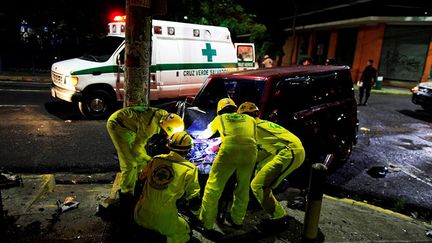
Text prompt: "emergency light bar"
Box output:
[[113, 15, 126, 22]]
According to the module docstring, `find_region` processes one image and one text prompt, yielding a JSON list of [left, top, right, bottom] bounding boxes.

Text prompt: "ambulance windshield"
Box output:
[[79, 36, 123, 62]]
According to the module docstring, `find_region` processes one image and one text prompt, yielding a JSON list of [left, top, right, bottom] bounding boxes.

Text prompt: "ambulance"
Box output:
[[50, 16, 256, 119]]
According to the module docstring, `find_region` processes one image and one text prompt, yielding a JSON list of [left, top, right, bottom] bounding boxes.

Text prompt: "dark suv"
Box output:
[[176, 65, 358, 178]]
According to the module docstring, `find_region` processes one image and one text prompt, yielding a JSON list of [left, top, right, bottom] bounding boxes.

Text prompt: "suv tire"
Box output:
[[334, 137, 353, 164], [78, 89, 113, 119]]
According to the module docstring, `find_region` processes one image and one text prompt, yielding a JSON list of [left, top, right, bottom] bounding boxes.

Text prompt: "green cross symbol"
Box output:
[[202, 43, 217, 62]]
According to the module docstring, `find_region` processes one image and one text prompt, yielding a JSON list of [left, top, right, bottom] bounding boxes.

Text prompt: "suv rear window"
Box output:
[[194, 78, 266, 111]]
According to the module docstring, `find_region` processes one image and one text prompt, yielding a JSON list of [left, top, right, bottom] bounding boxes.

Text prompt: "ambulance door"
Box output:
[[154, 37, 181, 99], [178, 39, 206, 97], [235, 43, 256, 70]]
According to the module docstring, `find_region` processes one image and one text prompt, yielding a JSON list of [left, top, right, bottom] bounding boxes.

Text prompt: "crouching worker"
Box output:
[[199, 98, 257, 230], [134, 131, 201, 243], [238, 102, 305, 229], [106, 106, 184, 213]]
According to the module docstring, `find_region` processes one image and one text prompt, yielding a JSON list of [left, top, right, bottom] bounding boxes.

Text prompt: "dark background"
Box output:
[[0, 0, 430, 73]]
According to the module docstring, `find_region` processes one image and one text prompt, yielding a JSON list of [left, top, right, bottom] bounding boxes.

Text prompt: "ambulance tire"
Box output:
[[79, 89, 114, 119]]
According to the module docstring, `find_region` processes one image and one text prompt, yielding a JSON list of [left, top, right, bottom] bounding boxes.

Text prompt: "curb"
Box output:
[[54, 172, 117, 185], [371, 89, 411, 95], [324, 194, 414, 221]]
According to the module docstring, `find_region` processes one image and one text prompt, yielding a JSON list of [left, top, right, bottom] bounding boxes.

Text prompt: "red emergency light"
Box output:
[[113, 15, 126, 22]]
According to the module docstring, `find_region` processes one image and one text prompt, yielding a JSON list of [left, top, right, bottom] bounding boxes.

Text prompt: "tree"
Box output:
[[165, 0, 270, 57]]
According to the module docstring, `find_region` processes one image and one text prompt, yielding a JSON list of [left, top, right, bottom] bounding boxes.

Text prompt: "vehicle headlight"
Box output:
[[411, 86, 418, 93], [65, 76, 79, 86]]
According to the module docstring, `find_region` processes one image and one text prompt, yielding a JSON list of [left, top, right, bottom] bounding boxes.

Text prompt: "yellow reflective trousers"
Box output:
[[134, 152, 200, 243], [199, 113, 257, 229], [106, 106, 167, 194], [251, 119, 305, 219]]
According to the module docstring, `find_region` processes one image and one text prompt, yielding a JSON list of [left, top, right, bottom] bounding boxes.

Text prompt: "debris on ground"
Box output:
[[0, 171, 23, 188], [56, 195, 80, 213], [426, 230, 432, 238], [387, 163, 401, 172], [367, 166, 388, 178]]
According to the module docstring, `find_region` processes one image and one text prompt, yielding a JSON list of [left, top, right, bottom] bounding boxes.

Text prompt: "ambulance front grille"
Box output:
[[51, 71, 63, 85]]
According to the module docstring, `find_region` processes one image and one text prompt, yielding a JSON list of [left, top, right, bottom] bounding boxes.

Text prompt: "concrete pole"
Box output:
[[302, 160, 329, 243], [123, 1, 152, 107]]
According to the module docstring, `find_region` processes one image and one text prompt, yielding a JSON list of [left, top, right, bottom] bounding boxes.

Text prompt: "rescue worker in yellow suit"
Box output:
[[134, 131, 201, 243], [106, 106, 184, 206], [238, 102, 305, 229], [199, 98, 258, 230]]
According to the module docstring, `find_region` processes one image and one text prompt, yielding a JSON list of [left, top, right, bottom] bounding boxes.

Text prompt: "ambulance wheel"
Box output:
[[79, 89, 113, 119]]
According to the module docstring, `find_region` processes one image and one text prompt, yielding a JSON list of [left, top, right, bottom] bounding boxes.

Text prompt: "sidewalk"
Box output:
[[1, 173, 431, 242]]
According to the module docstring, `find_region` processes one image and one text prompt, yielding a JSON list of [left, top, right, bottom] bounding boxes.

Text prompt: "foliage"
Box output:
[[166, 0, 274, 59]]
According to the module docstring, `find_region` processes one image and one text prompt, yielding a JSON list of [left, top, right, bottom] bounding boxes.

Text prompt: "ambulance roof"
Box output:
[[107, 19, 232, 42]]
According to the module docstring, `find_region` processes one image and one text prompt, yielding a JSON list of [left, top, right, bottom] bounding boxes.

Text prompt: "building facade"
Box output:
[[280, 17, 432, 87]]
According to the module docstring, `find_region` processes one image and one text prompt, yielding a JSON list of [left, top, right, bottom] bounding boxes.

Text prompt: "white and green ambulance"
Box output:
[[50, 16, 256, 119]]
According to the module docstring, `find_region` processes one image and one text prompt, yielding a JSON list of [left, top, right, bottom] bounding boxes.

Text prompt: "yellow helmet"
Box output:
[[167, 131, 193, 152], [217, 98, 237, 113], [237, 102, 259, 114], [159, 113, 184, 136]]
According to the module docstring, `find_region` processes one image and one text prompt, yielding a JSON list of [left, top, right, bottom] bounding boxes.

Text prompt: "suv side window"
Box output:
[[268, 71, 353, 117]]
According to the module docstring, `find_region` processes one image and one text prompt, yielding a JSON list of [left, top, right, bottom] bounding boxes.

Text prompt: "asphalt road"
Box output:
[[1, 80, 431, 220], [0, 80, 117, 173], [325, 91, 432, 221]]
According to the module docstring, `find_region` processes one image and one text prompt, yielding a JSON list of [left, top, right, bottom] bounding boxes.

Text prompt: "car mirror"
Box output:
[[185, 96, 195, 106], [187, 106, 206, 114]]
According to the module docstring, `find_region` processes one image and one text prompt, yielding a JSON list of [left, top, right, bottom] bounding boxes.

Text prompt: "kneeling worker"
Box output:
[[238, 102, 305, 228], [134, 131, 201, 243]]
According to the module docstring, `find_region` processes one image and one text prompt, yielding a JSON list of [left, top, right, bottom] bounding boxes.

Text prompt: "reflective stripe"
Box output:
[[268, 147, 295, 188], [219, 115, 226, 136]]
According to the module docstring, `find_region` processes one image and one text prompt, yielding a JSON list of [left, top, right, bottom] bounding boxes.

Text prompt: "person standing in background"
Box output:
[[358, 59, 377, 106], [261, 55, 273, 68]]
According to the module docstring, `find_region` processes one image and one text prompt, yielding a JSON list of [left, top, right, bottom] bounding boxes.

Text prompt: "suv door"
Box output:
[[265, 71, 357, 167]]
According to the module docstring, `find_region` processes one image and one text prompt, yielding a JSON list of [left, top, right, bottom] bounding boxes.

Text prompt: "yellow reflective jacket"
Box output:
[[205, 113, 257, 145], [136, 151, 201, 212], [256, 118, 303, 155], [108, 106, 168, 162]]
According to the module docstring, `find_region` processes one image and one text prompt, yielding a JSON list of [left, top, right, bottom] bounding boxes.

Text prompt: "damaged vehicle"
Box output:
[[176, 65, 359, 185], [411, 81, 432, 111]]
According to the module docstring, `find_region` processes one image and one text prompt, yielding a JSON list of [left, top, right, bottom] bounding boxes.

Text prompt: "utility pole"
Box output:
[[124, 0, 166, 107]]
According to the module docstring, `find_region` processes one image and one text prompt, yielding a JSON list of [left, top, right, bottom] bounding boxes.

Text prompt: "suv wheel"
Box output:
[[334, 137, 353, 164], [78, 89, 113, 119]]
